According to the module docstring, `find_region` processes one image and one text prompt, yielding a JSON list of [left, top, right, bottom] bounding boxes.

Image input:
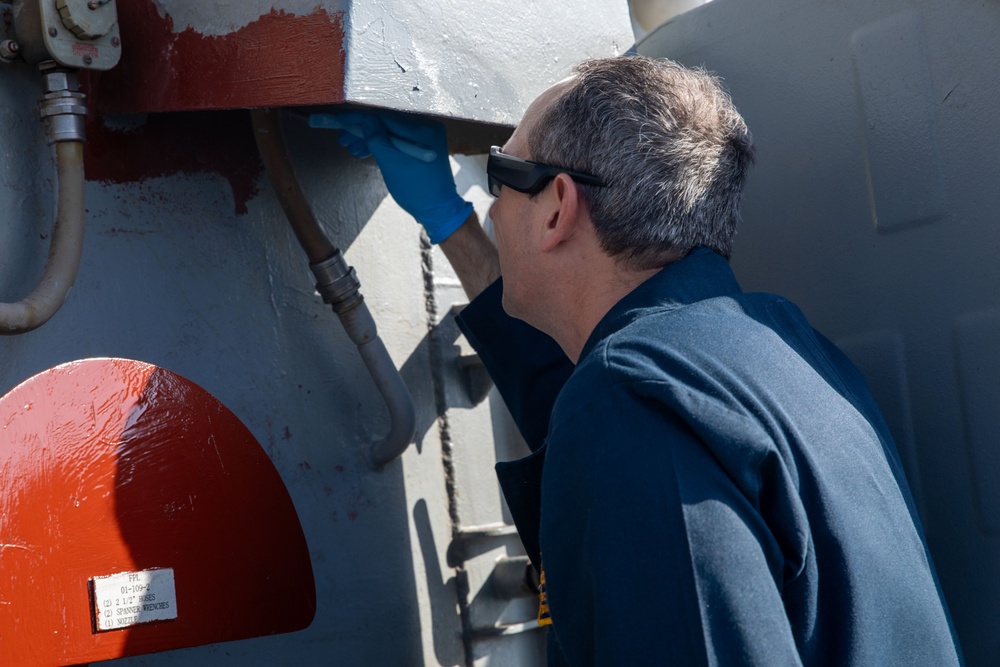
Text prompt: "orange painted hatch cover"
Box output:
[[0, 358, 316, 666]]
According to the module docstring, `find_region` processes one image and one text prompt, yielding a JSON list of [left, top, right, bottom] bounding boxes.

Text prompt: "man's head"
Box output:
[[526, 56, 755, 269]]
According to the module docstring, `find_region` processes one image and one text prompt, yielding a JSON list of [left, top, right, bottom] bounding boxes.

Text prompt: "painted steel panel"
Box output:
[[0, 21, 489, 667], [88, 4, 349, 112], [639, 1, 1000, 663], [88, 0, 633, 128], [0, 358, 315, 666]]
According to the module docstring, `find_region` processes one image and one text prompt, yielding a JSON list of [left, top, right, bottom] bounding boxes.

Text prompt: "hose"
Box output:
[[251, 108, 417, 470], [0, 68, 86, 335]]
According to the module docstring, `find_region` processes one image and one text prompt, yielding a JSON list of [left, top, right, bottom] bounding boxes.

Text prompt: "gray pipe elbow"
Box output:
[[0, 141, 85, 334], [355, 325, 418, 469], [251, 107, 417, 469], [336, 300, 417, 468]]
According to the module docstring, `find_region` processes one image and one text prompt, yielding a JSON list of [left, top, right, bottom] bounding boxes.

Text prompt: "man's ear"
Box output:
[[539, 173, 583, 253]]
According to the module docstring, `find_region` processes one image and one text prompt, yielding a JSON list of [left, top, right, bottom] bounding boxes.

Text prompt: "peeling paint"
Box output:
[[149, 0, 344, 36], [81, 106, 263, 216]]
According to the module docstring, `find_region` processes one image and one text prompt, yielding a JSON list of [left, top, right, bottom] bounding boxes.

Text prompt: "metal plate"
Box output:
[[91, 568, 178, 632]]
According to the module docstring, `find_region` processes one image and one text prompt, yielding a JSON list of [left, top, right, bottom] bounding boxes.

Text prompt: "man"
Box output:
[[312, 57, 962, 665]]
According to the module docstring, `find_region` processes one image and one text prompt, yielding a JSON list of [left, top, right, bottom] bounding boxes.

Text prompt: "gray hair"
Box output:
[[527, 56, 755, 268]]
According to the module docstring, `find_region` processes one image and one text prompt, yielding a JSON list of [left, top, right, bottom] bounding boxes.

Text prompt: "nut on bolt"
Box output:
[[0, 40, 20, 60], [38, 68, 87, 145]]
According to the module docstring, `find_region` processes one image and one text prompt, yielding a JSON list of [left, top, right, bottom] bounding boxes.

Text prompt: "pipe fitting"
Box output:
[[310, 251, 364, 315], [38, 67, 86, 144], [0, 141, 85, 334], [0, 65, 87, 334], [251, 107, 417, 470]]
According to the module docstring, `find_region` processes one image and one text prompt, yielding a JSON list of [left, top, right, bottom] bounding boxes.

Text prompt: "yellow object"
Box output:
[[538, 566, 552, 627]]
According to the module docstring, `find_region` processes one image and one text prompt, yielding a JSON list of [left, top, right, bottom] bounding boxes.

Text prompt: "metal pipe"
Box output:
[[0, 68, 87, 335], [250, 108, 416, 469]]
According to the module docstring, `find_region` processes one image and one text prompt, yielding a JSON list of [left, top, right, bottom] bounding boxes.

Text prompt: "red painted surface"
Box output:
[[79, 4, 348, 215], [81, 108, 263, 216], [89, 4, 347, 114], [0, 359, 315, 666]]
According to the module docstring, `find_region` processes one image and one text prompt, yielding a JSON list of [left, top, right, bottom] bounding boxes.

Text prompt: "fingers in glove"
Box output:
[[310, 111, 385, 140], [376, 110, 447, 149], [338, 132, 372, 159]]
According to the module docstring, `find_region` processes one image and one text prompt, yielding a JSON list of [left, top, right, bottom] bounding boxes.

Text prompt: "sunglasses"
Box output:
[[487, 146, 606, 197]]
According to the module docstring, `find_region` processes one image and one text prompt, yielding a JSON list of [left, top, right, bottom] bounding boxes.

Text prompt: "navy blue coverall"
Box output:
[[456, 248, 962, 666]]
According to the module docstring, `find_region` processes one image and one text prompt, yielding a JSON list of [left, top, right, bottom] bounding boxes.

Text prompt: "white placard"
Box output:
[[91, 568, 178, 632]]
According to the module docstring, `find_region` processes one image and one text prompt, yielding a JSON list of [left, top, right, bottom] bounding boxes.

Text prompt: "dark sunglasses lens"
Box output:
[[488, 174, 502, 197]]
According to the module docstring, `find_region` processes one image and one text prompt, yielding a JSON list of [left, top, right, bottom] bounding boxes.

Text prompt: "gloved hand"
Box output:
[[310, 109, 473, 244]]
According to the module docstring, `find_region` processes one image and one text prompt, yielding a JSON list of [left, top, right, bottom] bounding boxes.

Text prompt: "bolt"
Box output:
[[111, 36, 120, 47], [0, 40, 19, 59], [83, 55, 92, 66], [48, 27, 57, 37]]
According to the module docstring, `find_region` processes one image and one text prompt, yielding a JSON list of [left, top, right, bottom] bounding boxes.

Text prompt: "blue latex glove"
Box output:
[[310, 109, 473, 244]]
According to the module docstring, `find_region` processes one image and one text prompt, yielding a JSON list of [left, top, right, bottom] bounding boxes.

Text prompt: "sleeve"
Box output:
[[455, 278, 574, 451], [539, 379, 804, 666]]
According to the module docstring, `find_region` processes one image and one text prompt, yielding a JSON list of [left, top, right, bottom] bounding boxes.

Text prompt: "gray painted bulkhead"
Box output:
[[641, 0, 1000, 663]]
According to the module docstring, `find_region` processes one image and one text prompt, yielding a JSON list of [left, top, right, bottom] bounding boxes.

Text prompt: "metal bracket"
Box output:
[[467, 619, 543, 641], [447, 522, 519, 567], [12, 0, 121, 70]]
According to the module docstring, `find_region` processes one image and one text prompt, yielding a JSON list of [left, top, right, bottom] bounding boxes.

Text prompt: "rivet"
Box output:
[[83, 55, 92, 65], [111, 36, 120, 47], [48, 27, 58, 37]]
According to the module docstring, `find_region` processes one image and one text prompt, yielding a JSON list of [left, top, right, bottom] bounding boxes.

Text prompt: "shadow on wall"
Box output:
[[0, 360, 318, 664], [110, 362, 316, 657], [413, 498, 468, 667], [397, 308, 483, 447], [81, 107, 390, 258], [106, 363, 433, 665], [0, 355, 438, 665]]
